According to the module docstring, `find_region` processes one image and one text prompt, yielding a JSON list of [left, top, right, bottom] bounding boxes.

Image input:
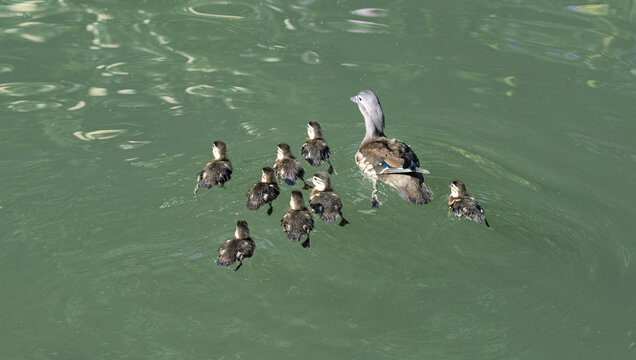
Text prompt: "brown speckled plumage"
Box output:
[[351, 90, 433, 207], [301, 122, 335, 174], [194, 141, 232, 194], [448, 180, 489, 227], [273, 143, 311, 190], [308, 172, 348, 226], [217, 220, 255, 271], [247, 167, 280, 216], [281, 190, 314, 248]]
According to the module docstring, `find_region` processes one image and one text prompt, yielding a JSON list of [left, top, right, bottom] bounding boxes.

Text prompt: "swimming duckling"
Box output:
[[281, 190, 314, 248], [301, 122, 336, 175], [247, 167, 280, 216], [273, 143, 312, 190], [194, 140, 232, 194], [217, 220, 255, 271], [308, 172, 349, 226], [350, 90, 434, 207], [448, 180, 489, 227]]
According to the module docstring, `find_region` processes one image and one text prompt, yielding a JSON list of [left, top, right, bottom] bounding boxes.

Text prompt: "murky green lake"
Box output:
[[2, 0, 636, 358]]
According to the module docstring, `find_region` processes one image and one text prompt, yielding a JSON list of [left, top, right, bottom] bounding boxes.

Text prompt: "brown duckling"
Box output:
[[301, 122, 336, 175], [448, 180, 489, 227], [281, 190, 314, 248], [273, 143, 311, 190], [308, 172, 349, 226], [350, 90, 433, 207], [246, 167, 280, 216], [194, 140, 232, 194], [217, 220, 255, 271]]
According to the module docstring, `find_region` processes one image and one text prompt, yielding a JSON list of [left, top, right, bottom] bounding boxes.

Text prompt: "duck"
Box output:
[[246, 167, 280, 216], [281, 190, 314, 248], [307, 172, 349, 226], [301, 122, 336, 175], [194, 140, 232, 194], [350, 90, 434, 207], [217, 220, 255, 271], [273, 143, 312, 190], [448, 180, 489, 227]]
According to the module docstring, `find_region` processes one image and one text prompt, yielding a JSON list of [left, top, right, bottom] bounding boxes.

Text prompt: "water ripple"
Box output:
[[0, 82, 63, 96], [344, 19, 389, 34], [7, 99, 62, 112], [0, 63, 14, 74], [4, 21, 72, 42], [184, 6, 244, 20], [73, 129, 127, 141], [351, 8, 389, 18]]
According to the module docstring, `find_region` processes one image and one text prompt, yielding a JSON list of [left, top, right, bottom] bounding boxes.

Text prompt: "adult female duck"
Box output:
[[350, 90, 433, 207]]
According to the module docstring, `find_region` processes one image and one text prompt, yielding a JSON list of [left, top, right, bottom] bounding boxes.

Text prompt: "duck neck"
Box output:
[[362, 117, 385, 142], [363, 114, 385, 142]]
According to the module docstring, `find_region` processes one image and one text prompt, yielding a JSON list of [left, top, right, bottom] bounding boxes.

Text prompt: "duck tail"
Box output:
[[383, 173, 434, 204]]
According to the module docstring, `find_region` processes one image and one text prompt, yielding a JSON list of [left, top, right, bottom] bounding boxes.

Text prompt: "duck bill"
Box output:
[[349, 96, 357, 103], [306, 177, 313, 183]]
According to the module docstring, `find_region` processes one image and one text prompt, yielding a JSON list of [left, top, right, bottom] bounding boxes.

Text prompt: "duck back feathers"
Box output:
[[356, 137, 433, 204], [217, 237, 255, 267], [301, 139, 330, 167], [281, 210, 314, 242], [274, 158, 305, 185], [247, 182, 280, 210], [309, 191, 343, 224], [197, 160, 232, 190]]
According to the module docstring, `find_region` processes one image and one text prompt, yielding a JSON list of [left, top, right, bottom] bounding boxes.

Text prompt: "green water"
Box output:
[[2, 0, 636, 358]]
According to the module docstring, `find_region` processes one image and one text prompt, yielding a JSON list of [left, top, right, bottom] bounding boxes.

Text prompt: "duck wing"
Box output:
[[309, 192, 342, 223], [274, 158, 305, 185], [301, 139, 330, 166], [247, 182, 279, 209], [359, 138, 429, 175]]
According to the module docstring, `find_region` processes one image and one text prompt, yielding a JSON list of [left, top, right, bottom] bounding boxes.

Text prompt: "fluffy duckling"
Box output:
[[448, 180, 489, 227], [217, 220, 255, 271], [246, 167, 280, 216], [281, 190, 314, 248], [301, 122, 336, 175], [350, 90, 434, 207], [194, 140, 232, 194], [273, 143, 312, 190], [308, 172, 349, 226]]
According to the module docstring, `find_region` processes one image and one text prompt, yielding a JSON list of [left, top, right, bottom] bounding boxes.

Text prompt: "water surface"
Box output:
[[2, 0, 636, 359]]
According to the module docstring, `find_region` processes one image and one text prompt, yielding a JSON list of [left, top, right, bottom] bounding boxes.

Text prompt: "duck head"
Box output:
[[212, 140, 227, 160], [350, 90, 385, 140], [450, 179, 467, 198], [307, 121, 323, 140], [289, 190, 306, 210], [277, 143, 293, 160], [261, 167, 277, 183], [308, 171, 330, 191], [235, 220, 250, 239]]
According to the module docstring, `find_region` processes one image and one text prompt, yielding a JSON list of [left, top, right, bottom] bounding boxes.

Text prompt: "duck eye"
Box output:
[[358, 96, 363, 102]]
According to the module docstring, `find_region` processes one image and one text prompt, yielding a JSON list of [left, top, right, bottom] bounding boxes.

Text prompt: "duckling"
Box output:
[[217, 220, 255, 271], [273, 143, 312, 190], [350, 90, 434, 207], [301, 122, 336, 175], [308, 172, 349, 226], [448, 180, 489, 227], [246, 167, 280, 216], [194, 140, 232, 194], [281, 190, 314, 248]]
